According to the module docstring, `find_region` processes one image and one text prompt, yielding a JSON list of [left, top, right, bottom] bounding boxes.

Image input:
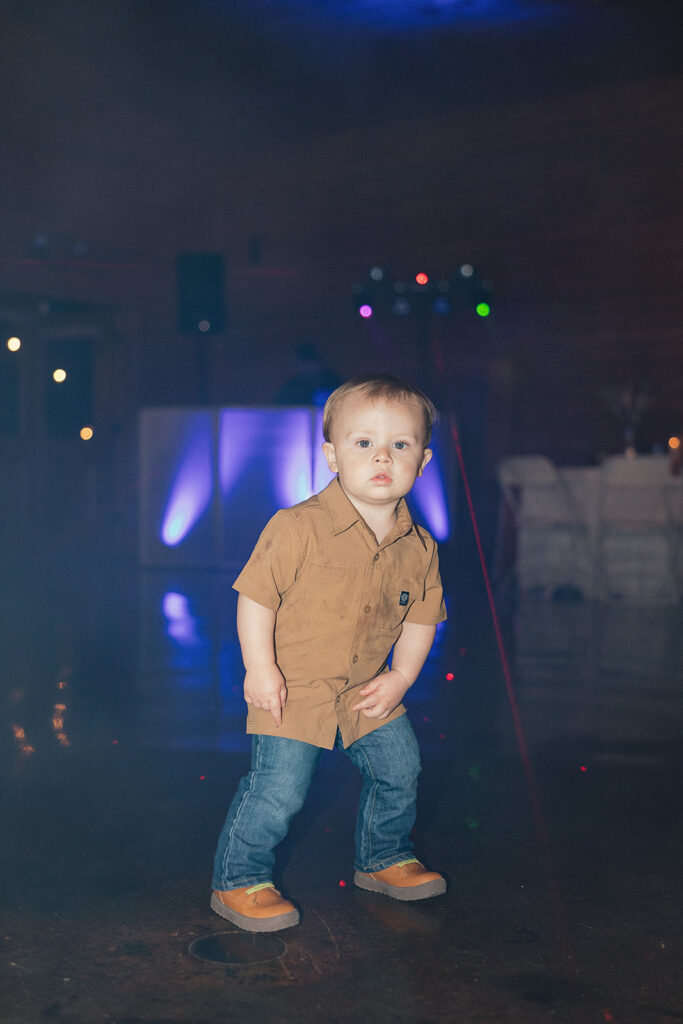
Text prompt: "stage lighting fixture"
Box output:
[[7, 337, 21, 352], [80, 426, 94, 441], [352, 263, 494, 326], [53, 368, 67, 383]]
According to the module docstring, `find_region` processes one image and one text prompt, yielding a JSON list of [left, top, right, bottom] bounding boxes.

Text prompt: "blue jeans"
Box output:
[[212, 715, 421, 890]]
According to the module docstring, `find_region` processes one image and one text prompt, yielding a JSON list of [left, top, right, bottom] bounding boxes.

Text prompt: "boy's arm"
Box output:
[[237, 593, 287, 726], [351, 621, 437, 720]]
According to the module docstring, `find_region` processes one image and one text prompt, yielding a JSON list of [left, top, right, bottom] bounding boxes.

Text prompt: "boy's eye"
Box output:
[[357, 439, 371, 448], [393, 441, 407, 450]]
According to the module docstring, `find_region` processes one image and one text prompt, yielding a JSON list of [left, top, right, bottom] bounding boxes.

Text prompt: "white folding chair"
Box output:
[[597, 454, 682, 604], [496, 455, 592, 596]]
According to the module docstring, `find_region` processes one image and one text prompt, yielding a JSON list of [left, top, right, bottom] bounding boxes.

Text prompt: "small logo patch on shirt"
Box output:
[[399, 591, 410, 606]]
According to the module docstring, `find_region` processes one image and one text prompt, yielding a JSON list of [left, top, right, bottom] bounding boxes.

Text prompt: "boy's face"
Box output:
[[322, 394, 432, 515]]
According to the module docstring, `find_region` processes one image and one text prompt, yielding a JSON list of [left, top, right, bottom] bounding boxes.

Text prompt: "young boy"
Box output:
[[211, 374, 447, 931]]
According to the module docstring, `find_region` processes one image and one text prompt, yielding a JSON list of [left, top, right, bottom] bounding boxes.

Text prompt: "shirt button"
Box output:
[[352, 654, 359, 663], [364, 605, 371, 613], [373, 553, 380, 562]]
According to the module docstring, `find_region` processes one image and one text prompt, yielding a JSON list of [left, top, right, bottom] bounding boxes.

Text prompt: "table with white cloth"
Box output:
[[497, 457, 683, 603]]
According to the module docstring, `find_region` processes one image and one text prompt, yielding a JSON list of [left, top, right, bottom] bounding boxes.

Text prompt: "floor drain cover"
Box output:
[[190, 931, 286, 964]]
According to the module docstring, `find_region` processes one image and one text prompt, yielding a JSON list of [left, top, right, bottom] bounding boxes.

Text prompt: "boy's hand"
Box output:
[[244, 665, 288, 726], [351, 669, 411, 720]]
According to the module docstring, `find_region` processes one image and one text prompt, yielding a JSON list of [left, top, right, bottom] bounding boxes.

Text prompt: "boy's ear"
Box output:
[[417, 448, 432, 477], [322, 441, 338, 473]]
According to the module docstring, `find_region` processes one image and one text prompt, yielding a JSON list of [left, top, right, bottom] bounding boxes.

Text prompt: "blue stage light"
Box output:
[[274, 409, 317, 508], [219, 410, 257, 496], [162, 591, 201, 646], [247, 0, 546, 32], [161, 418, 214, 546], [410, 447, 449, 540]]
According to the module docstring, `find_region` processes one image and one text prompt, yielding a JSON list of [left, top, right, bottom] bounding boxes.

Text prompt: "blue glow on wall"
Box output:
[[313, 408, 335, 493], [219, 410, 256, 496], [156, 406, 451, 554], [160, 417, 214, 546], [162, 591, 201, 646], [410, 448, 450, 541], [274, 409, 317, 508]]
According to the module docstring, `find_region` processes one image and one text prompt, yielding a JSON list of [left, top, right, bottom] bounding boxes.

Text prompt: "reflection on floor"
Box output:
[[1, 558, 682, 1023]]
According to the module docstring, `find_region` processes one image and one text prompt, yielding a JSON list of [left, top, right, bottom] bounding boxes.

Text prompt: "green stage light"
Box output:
[[476, 302, 490, 317]]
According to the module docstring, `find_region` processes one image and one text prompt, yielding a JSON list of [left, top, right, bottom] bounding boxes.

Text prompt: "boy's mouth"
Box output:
[[371, 473, 392, 483]]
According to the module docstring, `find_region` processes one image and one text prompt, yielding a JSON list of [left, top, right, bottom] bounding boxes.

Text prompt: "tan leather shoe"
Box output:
[[210, 883, 300, 932], [354, 858, 446, 901]]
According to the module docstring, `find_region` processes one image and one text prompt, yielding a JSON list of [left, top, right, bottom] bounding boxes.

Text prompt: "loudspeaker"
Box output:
[[177, 253, 226, 334]]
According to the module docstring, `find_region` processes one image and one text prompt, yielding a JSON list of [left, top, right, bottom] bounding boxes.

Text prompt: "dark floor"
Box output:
[[1, 552, 682, 1024]]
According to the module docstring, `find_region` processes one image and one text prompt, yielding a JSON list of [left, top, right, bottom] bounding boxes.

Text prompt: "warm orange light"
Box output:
[[415, 272, 429, 286], [53, 368, 67, 383], [669, 436, 681, 450], [7, 336, 21, 352], [12, 723, 34, 756], [80, 426, 94, 441]]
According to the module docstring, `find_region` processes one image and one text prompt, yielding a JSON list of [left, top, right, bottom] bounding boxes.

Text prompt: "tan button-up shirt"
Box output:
[[233, 477, 447, 749]]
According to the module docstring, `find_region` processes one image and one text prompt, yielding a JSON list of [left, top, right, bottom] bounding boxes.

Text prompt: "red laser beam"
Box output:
[[450, 416, 559, 905]]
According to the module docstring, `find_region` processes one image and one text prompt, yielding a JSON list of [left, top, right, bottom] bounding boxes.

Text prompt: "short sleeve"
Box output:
[[404, 539, 447, 625], [233, 510, 303, 611]]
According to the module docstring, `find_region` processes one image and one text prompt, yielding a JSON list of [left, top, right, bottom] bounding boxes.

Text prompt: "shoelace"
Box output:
[[246, 882, 277, 899]]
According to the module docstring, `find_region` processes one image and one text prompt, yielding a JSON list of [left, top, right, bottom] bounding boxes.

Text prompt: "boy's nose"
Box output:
[[374, 447, 392, 462]]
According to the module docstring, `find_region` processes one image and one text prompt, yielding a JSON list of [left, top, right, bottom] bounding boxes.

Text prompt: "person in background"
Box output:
[[275, 341, 342, 406]]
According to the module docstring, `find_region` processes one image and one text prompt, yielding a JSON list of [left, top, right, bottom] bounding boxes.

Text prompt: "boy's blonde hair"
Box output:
[[322, 374, 437, 445]]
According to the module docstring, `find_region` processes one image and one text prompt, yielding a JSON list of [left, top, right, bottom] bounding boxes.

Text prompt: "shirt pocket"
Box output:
[[300, 563, 359, 636], [377, 574, 422, 633]]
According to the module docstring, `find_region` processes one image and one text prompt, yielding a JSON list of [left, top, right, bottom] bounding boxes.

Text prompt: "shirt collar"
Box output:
[[319, 477, 427, 550]]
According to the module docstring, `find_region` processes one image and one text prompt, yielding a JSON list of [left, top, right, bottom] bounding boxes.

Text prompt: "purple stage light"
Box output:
[[411, 450, 450, 540], [218, 410, 256, 495], [161, 416, 213, 546], [313, 408, 336, 493], [162, 591, 201, 645], [274, 409, 316, 508], [359, 304, 373, 318]]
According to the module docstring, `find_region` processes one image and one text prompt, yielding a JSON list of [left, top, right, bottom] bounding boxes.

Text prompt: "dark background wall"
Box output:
[[0, 0, 681, 551]]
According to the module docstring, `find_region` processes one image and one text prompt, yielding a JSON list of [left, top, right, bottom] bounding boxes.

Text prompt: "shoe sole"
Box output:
[[354, 871, 447, 902], [210, 892, 300, 932]]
